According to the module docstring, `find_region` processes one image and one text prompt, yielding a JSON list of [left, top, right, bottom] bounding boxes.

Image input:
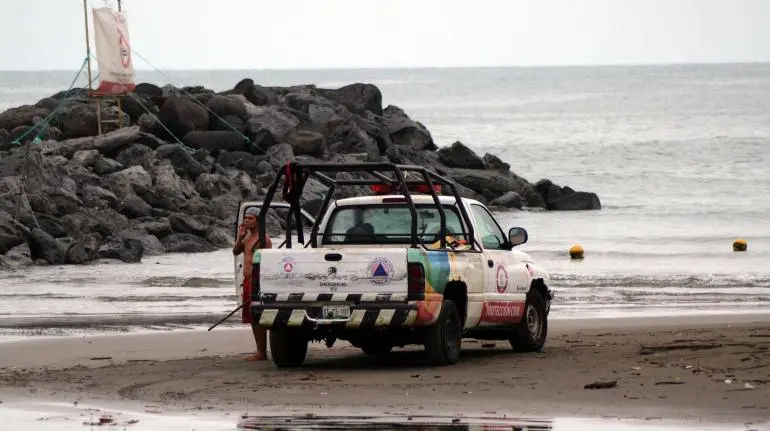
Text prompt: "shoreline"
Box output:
[[1, 313, 768, 426]]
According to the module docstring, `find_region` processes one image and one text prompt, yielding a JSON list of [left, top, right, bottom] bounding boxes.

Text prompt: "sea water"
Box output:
[[1, 64, 769, 336]]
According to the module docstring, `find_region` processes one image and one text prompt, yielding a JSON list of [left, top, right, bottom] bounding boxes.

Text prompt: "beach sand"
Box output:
[[1, 314, 769, 426]]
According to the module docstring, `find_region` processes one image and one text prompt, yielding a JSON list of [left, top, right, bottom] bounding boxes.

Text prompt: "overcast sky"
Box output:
[[1, 0, 768, 70]]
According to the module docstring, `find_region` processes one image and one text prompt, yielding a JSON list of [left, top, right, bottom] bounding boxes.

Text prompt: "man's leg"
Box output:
[[251, 323, 268, 360]]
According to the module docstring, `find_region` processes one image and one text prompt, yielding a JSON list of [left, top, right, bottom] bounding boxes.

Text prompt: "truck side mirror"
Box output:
[[508, 227, 528, 247]]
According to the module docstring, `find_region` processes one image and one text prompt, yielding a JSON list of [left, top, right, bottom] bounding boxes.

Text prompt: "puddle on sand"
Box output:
[[1, 400, 767, 431], [237, 414, 768, 431]]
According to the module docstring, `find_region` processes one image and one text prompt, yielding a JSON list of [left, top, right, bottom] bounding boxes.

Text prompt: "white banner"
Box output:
[[92, 7, 136, 95]]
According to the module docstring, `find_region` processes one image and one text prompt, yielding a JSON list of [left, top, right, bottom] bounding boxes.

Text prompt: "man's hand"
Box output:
[[237, 224, 247, 239]]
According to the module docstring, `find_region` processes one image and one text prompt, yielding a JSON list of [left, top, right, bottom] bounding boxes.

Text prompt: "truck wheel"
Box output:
[[269, 329, 308, 368], [509, 290, 548, 352], [424, 299, 462, 365]]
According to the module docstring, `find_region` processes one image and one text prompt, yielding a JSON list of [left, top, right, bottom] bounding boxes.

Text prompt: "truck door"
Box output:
[[468, 204, 528, 325]]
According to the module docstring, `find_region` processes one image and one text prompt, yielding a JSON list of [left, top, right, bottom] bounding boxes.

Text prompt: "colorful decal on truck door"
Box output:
[[367, 257, 394, 285], [407, 249, 452, 325], [480, 301, 524, 324], [496, 264, 508, 293]]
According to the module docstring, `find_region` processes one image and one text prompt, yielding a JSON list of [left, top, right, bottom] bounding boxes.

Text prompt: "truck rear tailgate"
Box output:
[[258, 248, 408, 299]]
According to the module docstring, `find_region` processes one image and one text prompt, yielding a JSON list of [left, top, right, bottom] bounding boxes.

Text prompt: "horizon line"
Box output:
[[1, 60, 769, 73]]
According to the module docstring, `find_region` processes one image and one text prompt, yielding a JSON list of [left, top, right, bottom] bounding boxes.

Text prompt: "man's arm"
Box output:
[[232, 236, 245, 255]]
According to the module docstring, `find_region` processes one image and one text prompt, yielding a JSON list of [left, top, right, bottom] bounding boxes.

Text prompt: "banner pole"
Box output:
[[83, 0, 93, 93]]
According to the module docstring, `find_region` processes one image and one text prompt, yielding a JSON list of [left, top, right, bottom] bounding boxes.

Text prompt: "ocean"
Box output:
[[1, 64, 769, 338]]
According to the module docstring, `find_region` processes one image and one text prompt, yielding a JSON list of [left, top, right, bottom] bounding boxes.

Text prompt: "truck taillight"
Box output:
[[250, 263, 260, 301], [407, 262, 425, 301]]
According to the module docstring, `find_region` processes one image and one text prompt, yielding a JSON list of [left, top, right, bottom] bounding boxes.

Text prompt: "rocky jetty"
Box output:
[[0, 79, 600, 268]]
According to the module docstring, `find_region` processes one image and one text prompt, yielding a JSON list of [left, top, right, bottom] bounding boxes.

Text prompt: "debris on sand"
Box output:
[[584, 380, 618, 389]]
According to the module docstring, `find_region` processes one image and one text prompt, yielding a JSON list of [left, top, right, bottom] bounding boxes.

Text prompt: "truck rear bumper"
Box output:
[[250, 301, 418, 330]]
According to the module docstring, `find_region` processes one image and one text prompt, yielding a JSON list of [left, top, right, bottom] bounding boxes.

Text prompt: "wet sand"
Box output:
[[1, 314, 769, 426]]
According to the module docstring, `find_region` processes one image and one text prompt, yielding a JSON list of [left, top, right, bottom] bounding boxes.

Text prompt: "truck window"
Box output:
[[322, 204, 467, 245], [470, 204, 508, 250]]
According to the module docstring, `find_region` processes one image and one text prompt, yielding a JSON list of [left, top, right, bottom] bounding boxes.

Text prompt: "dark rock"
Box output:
[[115, 143, 155, 170], [320, 83, 383, 116], [216, 151, 266, 177], [81, 184, 121, 211], [161, 233, 216, 253], [71, 149, 100, 167], [33, 213, 68, 238], [245, 106, 299, 142], [60, 208, 130, 239], [383, 105, 436, 151], [135, 131, 167, 150], [116, 227, 165, 256], [39, 136, 95, 158], [183, 130, 249, 154], [93, 126, 141, 155], [206, 95, 248, 123], [26, 187, 82, 216], [211, 113, 246, 134], [134, 83, 163, 99], [98, 236, 143, 263], [101, 165, 153, 199], [54, 103, 98, 139], [266, 143, 294, 170], [1, 242, 32, 269], [157, 95, 210, 140], [0, 105, 51, 131], [65, 234, 101, 264], [534, 179, 601, 210], [148, 161, 200, 209], [489, 191, 523, 209], [155, 144, 206, 180], [286, 130, 326, 157], [195, 173, 234, 199], [169, 213, 211, 236], [121, 93, 159, 123], [93, 156, 124, 175], [483, 153, 510, 171], [122, 194, 153, 218], [243, 122, 277, 153], [0, 210, 29, 254], [437, 141, 486, 169], [28, 228, 66, 264], [206, 226, 234, 248], [135, 217, 173, 238]]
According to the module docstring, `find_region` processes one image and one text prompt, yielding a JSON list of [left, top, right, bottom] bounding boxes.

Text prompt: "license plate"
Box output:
[[321, 304, 351, 319]]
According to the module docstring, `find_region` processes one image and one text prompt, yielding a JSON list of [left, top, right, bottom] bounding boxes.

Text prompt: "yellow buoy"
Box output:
[[569, 244, 584, 260], [733, 239, 747, 252]]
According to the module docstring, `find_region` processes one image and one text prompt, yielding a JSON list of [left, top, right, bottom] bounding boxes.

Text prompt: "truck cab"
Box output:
[[238, 162, 553, 368]]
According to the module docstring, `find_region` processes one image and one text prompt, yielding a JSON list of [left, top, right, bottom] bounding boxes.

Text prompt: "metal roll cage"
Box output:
[[257, 162, 479, 251]]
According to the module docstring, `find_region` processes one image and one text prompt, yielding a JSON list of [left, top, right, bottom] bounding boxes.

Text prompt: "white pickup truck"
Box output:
[[236, 162, 553, 368]]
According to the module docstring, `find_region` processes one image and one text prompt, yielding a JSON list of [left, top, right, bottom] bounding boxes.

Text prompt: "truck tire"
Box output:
[[269, 329, 308, 368], [424, 299, 462, 365], [509, 289, 548, 352]]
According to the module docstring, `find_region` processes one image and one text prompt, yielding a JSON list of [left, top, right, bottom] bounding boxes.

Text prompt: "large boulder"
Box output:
[[0, 105, 51, 131], [534, 179, 601, 211], [0, 210, 29, 254], [382, 105, 435, 151], [320, 83, 383, 116], [437, 141, 486, 169], [157, 95, 209, 140]]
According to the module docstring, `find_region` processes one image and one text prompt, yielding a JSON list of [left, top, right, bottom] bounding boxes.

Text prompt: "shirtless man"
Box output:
[[233, 207, 273, 361]]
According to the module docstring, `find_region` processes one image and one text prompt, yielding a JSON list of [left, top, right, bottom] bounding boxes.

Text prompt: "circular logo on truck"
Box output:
[[496, 265, 508, 293], [367, 257, 394, 286]]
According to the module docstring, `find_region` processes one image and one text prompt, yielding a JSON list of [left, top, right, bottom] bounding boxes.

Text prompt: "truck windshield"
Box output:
[[322, 204, 468, 245]]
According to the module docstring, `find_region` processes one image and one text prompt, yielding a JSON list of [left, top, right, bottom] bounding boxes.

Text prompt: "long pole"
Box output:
[[83, 0, 93, 94], [118, 0, 122, 11]]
